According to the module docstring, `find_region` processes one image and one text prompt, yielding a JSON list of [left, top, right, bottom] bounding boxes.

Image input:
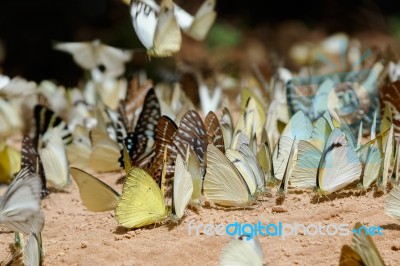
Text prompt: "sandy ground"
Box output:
[[1, 168, 400, 266]]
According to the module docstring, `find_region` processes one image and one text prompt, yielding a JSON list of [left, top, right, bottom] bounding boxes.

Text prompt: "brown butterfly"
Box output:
[[204, 111, 225, 153]]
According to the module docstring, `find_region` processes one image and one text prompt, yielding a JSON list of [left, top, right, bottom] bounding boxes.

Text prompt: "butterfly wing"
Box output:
[[23, 233, 42, 266], [220, 236, 264, 266], [339, 245, 364, 266], [317, 128, 362, 194], [122, 88, 160, 167], [173, 4, 193, 31], [131, 0, 159, 49], [204, 111, 225, 153], [203, 144, 252, 207], [34, 104, 72, 146], [97, 44, 133, 78], [171, 110, 208, 177], [89, 128, 121, 172], [116, 167, 167, 228], [185, 0, 217, 41], [385, 184, 400, 219], [291, 140, 322, 189], [38, 128, 71, 189], [148, 0, 181, 57], [173, 155, 193, 219], [351, 222, 385, 266], [226, 148, 257, 196], [21, 135, 38, 173], [360, 140, 383, 189], [70, 167, 120, 212], [53, 41, 97, 69], [0, 167, 44, 234]]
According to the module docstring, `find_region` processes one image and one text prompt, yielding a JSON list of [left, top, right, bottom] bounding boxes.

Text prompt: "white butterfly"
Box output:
[[0, 167, 44, 235], [220, 235, 265, 266], [131, 0, 181, 57], [39, 127, 71, 189], [272, 111, 313, 181], [203, 144, 255, 207], [23, 233, 42, 266], [172, 154, 193, 220], [54, 39, 133, 78], [174, 0, 217, 41], [315, 128, 362, 194]]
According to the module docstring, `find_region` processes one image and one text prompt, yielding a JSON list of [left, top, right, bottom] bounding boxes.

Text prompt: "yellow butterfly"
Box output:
[[0, 141, 21, 183], [116, 167, 169, 228], [70, 167, 120, 212]]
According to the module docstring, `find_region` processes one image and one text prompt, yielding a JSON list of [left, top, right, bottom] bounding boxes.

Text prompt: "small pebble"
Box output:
[[81, 242, 87, 249], [391, 245, 400, 251], [103, 240, 111, 246]]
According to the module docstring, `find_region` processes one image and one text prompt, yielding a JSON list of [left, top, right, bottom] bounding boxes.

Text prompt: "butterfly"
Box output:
[[339, 222, 385, 266], [146, 115, 177, 181], [23, 233, 42, 266], [380, 81, 400, 138], [66, 125, 91, 169], [0, 140, 21, 184], [220, 235, 265, 266], [117, 88, 161, 169], [204, 111, 225, 153], [357, 116, 383, 190], [272, 111, 313, 182], [131, 0, 181, 57], [226, 135, 266, 194], [203, 144, 255, 207], [315, 128, 362, 195], [70, 167, 120, 212], [169, 110, 208, 178], [377, 104, 395, 190], [38, 127, 71, 190], [290, 115, 332, 189], [115, 167, 169, 229], [183, 0, 217, 41], [34, 104, 72, 147], [257, 132, 274, 186], [384, 183, 400, 219], [54, 39, 133, 78], [171, 154, 193, 220], [0, 167, 44, 235]]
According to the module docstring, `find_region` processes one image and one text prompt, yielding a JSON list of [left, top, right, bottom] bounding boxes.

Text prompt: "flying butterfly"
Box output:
[[54, 39, 132, 78], [131, 0, 182, 57]]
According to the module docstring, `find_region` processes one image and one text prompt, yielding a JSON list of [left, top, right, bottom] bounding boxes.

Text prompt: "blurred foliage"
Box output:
[[207, 21, 243, 49]]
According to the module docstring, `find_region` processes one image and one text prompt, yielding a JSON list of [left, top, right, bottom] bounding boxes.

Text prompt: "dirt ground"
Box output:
[[1, 167, 400, 266]]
